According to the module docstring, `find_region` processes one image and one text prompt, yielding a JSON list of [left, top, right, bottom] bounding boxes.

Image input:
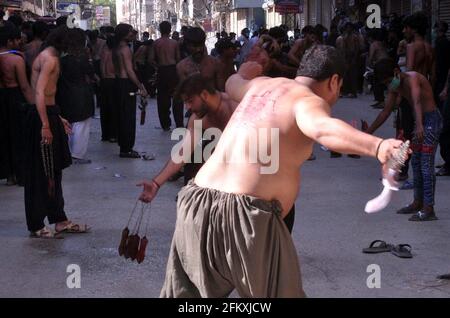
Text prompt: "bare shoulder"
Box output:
[[294, 90, 329, 114]]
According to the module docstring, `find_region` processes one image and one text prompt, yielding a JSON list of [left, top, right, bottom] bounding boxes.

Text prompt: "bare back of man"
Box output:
[[195, 78, 314, 216], [24, 40, 42, 69], [407, 40, 433, 77], [177, 54, 218, 84], [154, 37, 179, 66], [100, 47, 115, 79], [399, 71, 436, 112]]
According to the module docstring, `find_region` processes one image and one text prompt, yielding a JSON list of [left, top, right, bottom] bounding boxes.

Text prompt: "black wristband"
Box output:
[[375, 139, 384, 162]]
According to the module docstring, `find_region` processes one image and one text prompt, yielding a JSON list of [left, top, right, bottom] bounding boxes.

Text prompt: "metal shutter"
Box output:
[[439, 0, 450, 37]]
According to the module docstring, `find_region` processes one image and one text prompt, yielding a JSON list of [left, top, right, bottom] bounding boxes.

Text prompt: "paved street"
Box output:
[[1, 94, 449, 298]]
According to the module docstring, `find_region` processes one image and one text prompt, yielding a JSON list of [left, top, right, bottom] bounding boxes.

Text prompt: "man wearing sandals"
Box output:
[[26, 26, 88, 238], [365, 58, 442, 221]]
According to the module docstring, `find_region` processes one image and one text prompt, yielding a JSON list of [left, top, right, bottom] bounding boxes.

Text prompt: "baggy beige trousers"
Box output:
[[160, 181, 306, 298]]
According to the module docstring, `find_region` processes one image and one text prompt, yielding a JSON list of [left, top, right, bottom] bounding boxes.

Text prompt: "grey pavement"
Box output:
[[1, 94, 449, 298]]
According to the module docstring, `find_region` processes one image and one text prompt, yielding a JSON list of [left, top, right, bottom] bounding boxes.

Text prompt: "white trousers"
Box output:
[[69, 118, 91, 159]]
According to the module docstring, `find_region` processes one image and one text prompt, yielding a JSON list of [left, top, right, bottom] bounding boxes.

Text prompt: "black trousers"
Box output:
[[439, 95, 450, 168], [115, 79, 137, 153], [100, 78, 118, 140], [373, 71, 386, 103], [156, 65, 184, 129], [24, 106, 71, 232], [342, 59, 359, 95]]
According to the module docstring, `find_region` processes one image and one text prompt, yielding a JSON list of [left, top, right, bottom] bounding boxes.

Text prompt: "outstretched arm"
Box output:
[[366, 90, 397, 134], [138, 115, 202, 203], [295, 96, 402, 163]]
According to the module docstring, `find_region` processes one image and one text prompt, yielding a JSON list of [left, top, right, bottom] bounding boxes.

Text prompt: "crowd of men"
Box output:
[[0, 8, 449, 296]]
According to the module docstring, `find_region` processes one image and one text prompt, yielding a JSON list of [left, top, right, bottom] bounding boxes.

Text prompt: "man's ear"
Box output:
[[329, 74, 340, 92], [200, 90, 209, 101]]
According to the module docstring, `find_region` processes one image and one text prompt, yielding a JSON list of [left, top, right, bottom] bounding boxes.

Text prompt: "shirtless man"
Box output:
[[176, 27, 219, 87], [215, 38, 237, 92], [365, 58, 442, 221], [159, 45, 403, 298], [24, 21, 48, 77], [138, 73, 238, 202], [153, 21, 181, 130], [112, 24, 148, 158], [99, 36, 118, 142], [26, 26, 87, 238], [403, 12, 434, 78], [287, 25, 318, 67], [0, 23, 34, 185], [336, 22, 362, 98]]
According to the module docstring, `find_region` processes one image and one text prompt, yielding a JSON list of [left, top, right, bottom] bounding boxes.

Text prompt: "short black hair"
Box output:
[[215, 38, 235, 55], [403, 11, 429, 36], [302, 25, 315, 35], [56, 16, 67, 27], [184, 27, 206, 45], [374, 58, 399, 81], [143, 31, 149, 36], [115, 23, 133, 42], [297, 45, 346, 81], [175, 73, 216, 99], [159, 21, 171, 35], [32, 21, 49, 40], [43, 25, 69, 52], [7, 15, 23, 28], [0, 23, 20, 47]]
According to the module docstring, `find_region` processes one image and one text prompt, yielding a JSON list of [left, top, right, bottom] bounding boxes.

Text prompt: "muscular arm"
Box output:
[[153, 115, 201, 186], [15, 58, 34, 104], [35, 57, 54, 128], [366, 90, 397, 134], [296, 97, 383, 160]]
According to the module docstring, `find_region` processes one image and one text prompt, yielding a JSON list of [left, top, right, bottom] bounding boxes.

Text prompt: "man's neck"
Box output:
[[161, 34, 170, 38], [413, 34, 424, 42]]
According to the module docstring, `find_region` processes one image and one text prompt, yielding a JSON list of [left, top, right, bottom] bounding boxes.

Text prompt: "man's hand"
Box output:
[[439, 87, 448, 102], [414, 125, 424, 144], [139, 85, 148, 97], [41, 127, 53, 144], [60, 116, 72, 135], [377, 138, 406, 164], [238, 61, 263, 80], [137, 180, 159, 203]]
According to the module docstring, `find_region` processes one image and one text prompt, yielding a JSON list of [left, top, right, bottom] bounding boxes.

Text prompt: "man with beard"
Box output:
[[137, 73, 238, 202], [176, 27, 220, 87], [157, 45, 403, 298]]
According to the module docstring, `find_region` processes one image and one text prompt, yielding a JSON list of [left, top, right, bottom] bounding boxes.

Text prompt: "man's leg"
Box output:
[[99, 80, 110, 140], [47, 170, 69, 226], [411, 146, 424, 208], [156, 84, 172, 130], [419, 113, 442, 211], [172, 97, 185, 128], [118, 81, 137, 154]]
